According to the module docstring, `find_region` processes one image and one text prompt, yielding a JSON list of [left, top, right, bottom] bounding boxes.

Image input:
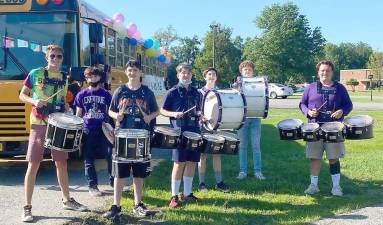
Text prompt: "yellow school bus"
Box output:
[[0, 0, 167, 158]]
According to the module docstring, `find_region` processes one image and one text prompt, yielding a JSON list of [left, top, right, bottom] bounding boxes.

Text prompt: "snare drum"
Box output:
[[277, 119, 303, 140], [200, 134, 225, 154], [44, 113, 84, 152], [217, 131, 240, 155], [202, 89, 246, 131], [241, 77, 269, 118], [301, 123, 321, 142], [344, 115, 374, 139], [114, 129, 150, 162], [181, 131, 203, 152], [320, 122, 346, 143], [152, 126, 181, 149]]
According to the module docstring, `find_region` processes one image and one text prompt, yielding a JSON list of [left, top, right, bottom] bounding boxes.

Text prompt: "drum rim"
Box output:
[[48, 113, 84, 129], [302, 123, 320, 132], [154, 126, 181, 136], [202, 133, 225, 143], [202, 89, 222, 131], [182, 131, 202, 140], [320, 122, 345, 132], [343, 115, 373, 127], [277, 119, 303, 129], [116, 128, 149, 137]]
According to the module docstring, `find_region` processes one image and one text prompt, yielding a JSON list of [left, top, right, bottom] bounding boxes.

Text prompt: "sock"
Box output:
[[215, 171, 222, 184], [199, 172, 205, 184], [183, 176, 193, 197], [331, 174, 341, 187], [171, 179, 181, 197], [310, 175, 319, 186]]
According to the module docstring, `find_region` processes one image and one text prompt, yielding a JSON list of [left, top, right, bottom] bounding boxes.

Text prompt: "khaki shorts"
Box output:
[[305, 140, 345, 160], [26, 124, 68, 162]]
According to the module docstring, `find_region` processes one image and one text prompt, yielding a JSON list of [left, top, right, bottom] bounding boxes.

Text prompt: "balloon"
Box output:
[[144, 39, 154, 48], [127, 23, 137, 37], [153, 39, 160, 50], [112, 13, 125, 23], [160, 46, 166, 54], [129, 38, 137, 46], [103, 17, 113, 27], [158, 55, 166, 63], [36, 0, 48, 5], [145, 48, 155, 57], [132, 31, 141, 40]]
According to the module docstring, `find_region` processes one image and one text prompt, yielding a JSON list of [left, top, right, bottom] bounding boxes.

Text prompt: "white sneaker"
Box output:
[[304, 184, 320, 195], [21, 205, 33, 222], [236, 172, 247, 180], [89, 186, 102, 197], [331, 185, 343, 196], [254, 172, 266, 180]]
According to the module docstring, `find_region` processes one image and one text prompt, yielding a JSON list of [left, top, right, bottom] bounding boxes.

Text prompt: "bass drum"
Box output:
[[277, 119, 303, 140], [241, 77, 269, 118], [344, 115, 374, 139]]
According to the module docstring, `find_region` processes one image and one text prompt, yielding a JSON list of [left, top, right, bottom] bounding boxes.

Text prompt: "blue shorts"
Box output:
[[172, 148, 201, 162]]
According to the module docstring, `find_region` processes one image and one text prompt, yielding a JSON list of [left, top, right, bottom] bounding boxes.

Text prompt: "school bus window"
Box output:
[[98, 26, 106, 62], [124, 38, 129, 63], [81, 22, 91, 66], [107, 29, 115, 67], [117, 37, 123, 67]]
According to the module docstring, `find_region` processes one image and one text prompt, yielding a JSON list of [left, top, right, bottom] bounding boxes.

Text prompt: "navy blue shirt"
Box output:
[[162, 85, 201, 132]]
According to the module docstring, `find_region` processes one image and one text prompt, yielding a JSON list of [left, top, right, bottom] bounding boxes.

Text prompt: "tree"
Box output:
[[243, 2, 326, 82], [346, 79, 359, 92], [194, 22, 242, 87], [367, 51, 383, 90], [153, 25, 178, 48], [171, 36, 201, 65]]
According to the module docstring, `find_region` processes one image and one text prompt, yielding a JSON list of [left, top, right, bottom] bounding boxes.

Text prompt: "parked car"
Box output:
[[268, 83, 294, 99]]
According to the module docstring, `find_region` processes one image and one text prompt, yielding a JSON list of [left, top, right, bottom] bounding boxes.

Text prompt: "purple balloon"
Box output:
[[127, 23, 137, 37], [113, 13, 124, 23]]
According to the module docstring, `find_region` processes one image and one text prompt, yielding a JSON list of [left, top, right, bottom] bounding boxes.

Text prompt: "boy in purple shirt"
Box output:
[[299, 60, 353, 196], [75, 67, 113, 196]]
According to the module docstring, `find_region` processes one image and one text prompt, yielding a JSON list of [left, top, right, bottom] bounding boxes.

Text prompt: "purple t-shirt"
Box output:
[[299, 82, 353, 123], [74, 88, 112, 130]]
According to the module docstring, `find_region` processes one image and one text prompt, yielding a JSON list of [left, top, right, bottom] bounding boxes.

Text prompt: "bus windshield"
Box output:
[[0, 12, 78, 80]]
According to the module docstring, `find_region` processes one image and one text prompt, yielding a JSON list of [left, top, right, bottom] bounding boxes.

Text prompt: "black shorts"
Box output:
[[112, 161, 151, 178]]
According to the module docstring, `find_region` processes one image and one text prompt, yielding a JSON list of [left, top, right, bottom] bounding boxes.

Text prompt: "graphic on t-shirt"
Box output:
[[83, 95, 107, 120]]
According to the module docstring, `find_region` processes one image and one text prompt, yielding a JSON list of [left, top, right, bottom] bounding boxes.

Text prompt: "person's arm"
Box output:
[[299, 85, 318, 118], [19, 85, 47, 108], [331, 84, 353, 119], [160, 108, 183, 118], [160, 90, 184, 118]]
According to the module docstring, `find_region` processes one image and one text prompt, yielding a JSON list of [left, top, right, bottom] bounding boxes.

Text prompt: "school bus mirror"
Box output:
[[69, 67, 86, 82], [89, 23, 103, 43]]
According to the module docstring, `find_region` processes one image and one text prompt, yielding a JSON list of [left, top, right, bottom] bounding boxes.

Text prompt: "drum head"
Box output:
[[203, 91, 220, 130], [344, 115, 373, 127], [277, 119, 303, 130], [48, 113, 84, 129], [183, 131, 201, 140], [321, 122, 345, 132], [302, 123, 320, 132], [202, 133, 225, 143], [216, 131, 238, 141], [154, 126, 181, 136], [116, 129, 149, 138]]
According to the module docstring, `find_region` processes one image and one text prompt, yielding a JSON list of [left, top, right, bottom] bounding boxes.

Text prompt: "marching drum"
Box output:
[[301, 123, 321, 142], [200, 133, 225, 154], [241, 77, 269, 118], [344, 115, 374, 139], [320, 122, 346, 143], [113, 129, 150, 162], [181, 131, 203, 152], [44, 113, 83, 152], [152, 126, 181, 149], [277, 119, 303, 140], [217, 131, 240, 155], [202, 89, 246, 131]]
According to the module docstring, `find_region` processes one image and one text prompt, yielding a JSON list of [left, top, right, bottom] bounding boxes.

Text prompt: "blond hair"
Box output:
[[45, 44, 64, 56]]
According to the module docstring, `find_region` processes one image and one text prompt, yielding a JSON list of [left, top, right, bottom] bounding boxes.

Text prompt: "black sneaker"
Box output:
[[103, 205, 121, 218], [21, 205, 33, 222], [182, 193, 202, 203], [132, 202, 149, 217], [198, 182, 208, 192], [216, 181, 230, 193]]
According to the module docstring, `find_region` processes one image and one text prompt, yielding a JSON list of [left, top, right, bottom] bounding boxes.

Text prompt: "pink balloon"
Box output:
[[103, 17, 113, 27], [113, 12, 124, 23], [160, 46, 166, 54], [132, 31, 141, 40], [127, 23, 137, 36]]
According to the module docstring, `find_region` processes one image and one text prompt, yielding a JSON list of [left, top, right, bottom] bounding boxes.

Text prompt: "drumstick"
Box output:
[[44, 89, 63, 101], [182, 106, 196, 115], [316, 100, 328, 111]]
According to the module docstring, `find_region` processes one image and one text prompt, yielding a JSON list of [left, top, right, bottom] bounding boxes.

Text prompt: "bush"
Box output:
[[346, 78, 360, 92]]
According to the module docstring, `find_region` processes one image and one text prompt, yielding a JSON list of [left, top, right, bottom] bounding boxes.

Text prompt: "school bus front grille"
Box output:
[[0, 103, 28, 137]]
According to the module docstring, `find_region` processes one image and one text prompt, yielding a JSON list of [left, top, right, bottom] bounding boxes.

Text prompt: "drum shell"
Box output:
[[200, 137, 224, 154], [302, 129, 321, 142], [278, 128, 302, 140], [321, 125, 346, 143], [346, 124, 373, 139], [44, 121, 83, 152], [181, 134, 203, 152], [221, 137, 239, 154], [152, 130, 179, 149], [241, 77, 269, 118], [114, 129, 150, 162]]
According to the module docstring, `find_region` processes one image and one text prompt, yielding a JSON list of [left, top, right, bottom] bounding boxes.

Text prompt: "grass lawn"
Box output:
[[75, 109, 383, 225]]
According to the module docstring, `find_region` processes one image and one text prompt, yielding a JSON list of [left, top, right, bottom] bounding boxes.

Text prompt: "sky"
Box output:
[[88, 0, 383, 50]]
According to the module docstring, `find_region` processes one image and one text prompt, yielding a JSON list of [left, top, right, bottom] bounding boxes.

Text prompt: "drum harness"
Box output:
[[176, 85, 199, 128], [316, 81, 337, 122]]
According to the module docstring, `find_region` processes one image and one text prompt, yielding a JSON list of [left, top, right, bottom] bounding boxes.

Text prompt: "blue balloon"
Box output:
[[144, 39, 153, 48], [158, 54, 166, 63], [129, 38, 137, 46]]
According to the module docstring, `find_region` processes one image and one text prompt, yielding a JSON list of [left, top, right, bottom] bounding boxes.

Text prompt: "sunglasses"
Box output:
[[49, 54, 63, 59]]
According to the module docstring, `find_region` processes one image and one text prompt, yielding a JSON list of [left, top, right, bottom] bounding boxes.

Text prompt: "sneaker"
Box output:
[[216, 181, 230, 193], [198, 182, 208, 192], [182, 193, 202, 203], [304, 184, 320, 195], [89, 186, 102, 197], [169, 195, 179, 209], [103, 205, 121, 218], [236, 172, 247, 180], [21, 205, 33, 222], [254, 172, 266, 180], [132, 202, 149, 217], [62, 198, 88, 211], [331, 185, 343, 196]]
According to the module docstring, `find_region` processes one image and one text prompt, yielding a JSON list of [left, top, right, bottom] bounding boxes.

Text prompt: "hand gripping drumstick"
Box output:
[[44, 89, 63, 101], [135, 100, 148, 117]]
